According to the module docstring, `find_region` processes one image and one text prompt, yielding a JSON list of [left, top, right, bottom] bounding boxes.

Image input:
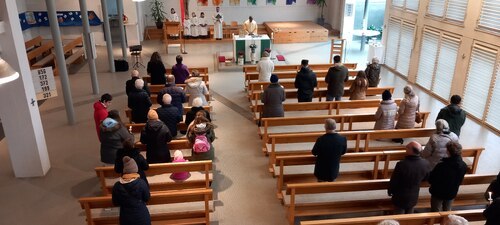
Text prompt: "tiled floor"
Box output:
[[0, 38, 497, 225]]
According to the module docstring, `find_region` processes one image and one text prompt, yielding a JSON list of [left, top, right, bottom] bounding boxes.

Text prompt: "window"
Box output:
[[427, 0, 468, 23], [486, 64, 500, 131], [478, 0, 500, 34], [384, 19, 401, 69], [384, 18, 416, 77], [416, 29, 460, 100], [462, 43, 498, 122], [392, 0, 420, 11]]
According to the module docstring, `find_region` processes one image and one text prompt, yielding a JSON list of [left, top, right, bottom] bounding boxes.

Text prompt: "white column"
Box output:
[[0, 0, 50, 177]]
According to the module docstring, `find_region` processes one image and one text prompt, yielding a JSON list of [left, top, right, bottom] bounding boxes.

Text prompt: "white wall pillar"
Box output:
[[0, 0, 50, 177]]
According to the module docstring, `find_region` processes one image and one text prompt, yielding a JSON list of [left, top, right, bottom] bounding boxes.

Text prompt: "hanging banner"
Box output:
[[31, 67, 57, 100]]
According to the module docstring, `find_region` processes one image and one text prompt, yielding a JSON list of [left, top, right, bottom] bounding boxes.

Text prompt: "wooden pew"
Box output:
[[244, 70, 358, 88], [243, 63, 358, 74], [299, 209, 485, 225], [275, 148, 483, 199], [26, 40, 54, 67], [249, 87, 395, 106], [31, 37, 84, 76], [247, 77, 355, 96], [124, 105, 211, 123], [25, 36, 43, 52], [251, 99, 404, 121], [79, 188, 212, 225], [266, 128, 436, 172], [95, 160, 213, 195], [286, 174, 495, 225], [144, 74, 210, 84], [148, 84, 211, 101], [126, 122, 188, 135], [166, 67, 209, 75]]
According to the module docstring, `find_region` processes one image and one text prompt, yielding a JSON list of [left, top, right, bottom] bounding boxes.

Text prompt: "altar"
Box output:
[[233, 34, 271, 63]]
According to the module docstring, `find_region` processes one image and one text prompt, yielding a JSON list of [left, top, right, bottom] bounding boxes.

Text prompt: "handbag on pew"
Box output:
[[114, 59, 129, 72]]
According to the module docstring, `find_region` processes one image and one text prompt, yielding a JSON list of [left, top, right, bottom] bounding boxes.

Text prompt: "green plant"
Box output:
[[316, 0, 327, 20], [150, 0, 166, 22]]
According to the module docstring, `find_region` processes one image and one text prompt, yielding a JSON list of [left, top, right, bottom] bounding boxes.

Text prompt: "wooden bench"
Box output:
[[79, 188, 212, 225], [134, 139, 193, 152], [286, 174, 495, 225], [245, 70, 358, 89], [126, 122, 188, 135], [124, 105, 211, 123], [247, 76, 355, 96], [275, 148, 483, 199], [26, 40, 54, 67], [251, 99, 404, 121], [148, 84, 211, 101], [32, 37, 84, 76], [266, 128, 436, 172], [299, 209, 485, 225], [95, 160, 212, 195], [144, 74, 210, 84], [243, 63, 357, 74], [25, 36, 43, 52], [143, 67, 209, 83]]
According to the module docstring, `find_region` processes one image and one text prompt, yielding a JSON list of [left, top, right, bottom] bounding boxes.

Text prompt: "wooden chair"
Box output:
[[330, 38, 346, 64]]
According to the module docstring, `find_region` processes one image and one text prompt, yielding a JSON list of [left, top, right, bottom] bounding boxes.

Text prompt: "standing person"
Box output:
[[325, 55, 349, 101], [428, 141, 467, 212], [484, 171, 500, 201], [126, 70, 150, 96], [213, 6, 223, 40], [374, 90, 397, 130], [115, 138, 149, 185], [294, 59, 317, 102], [167, 8, 179, 22], [100, 118, 133, 165], [261, 74, 286, 118], [183, 14, 191, 39], [157, 75, 186, 117], [365, 57, 381, 87], [140, 110, 173, 164], [190, 12, 199, 39], [388, 141, 430, 214], [436, 95, 466, 137], [198, 12, 209, 38], [312, 119, 347, 182], [187, 111, 216, 161], [256, 51, 274, 82], [243, 16, 257, 35], [172, 55, 190, 84], [422, 119, 459, 170], [156, 94, 182, 137], [112, 156, 151, 225], [128, 79, 152, 123], [94, 93, 112, 141], [349, 70, 368, 100], [185, 97, 211, 127], [185, 70, 210, 106], [396, 85, 420, 129], [147, 52, 166, 85]]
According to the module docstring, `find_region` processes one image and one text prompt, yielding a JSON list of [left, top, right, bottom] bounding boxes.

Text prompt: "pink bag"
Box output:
[[193, 134, 210, 153]]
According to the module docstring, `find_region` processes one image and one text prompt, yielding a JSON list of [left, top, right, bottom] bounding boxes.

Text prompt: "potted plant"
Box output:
[[316, 0, 327, 26], [150, 0, 166, 29]]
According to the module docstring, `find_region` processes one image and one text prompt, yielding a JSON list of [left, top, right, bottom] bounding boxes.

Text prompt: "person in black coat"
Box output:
[[325, 55, 349, 101], [484, 197, 500, 225], [484, 171, 500, 201], [436, 95, 466, 137], [128, 79, 152, 123], [428, 141, 467, 212], [156, 75, 186, 116], [140, 110, 172, 163], [147, 52, 166, 85], [112, 156, 151, 225], [126, 70, 150, 96], [365, 57, 381, 87], [156, 94, 182, 137], [115, 138, 150, 186], [388, 141, 430, 214], [312, 119, 347, 182], [185, 97, 211, 127], [294, 59, 317, 102]]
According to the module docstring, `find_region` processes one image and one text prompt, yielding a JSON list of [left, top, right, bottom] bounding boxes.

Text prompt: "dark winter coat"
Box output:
[[147, 61, 166, 85], [312, 133, 347, 182], [185, 107, 211, 127], [187, 122, 216, 161], [112, 179, 151, 225], [100, 123, 133, 164], [261, 83, 286, 118], [325, 64, 349, 98], [484, 172, 500, 201], [294, 67, 317, 102], [140, 120, 172, 163], [436, 104, 466, 136], [156, 105, 182, 137], [388, 155, 430, 209], [128, 89, 152, 123], [428, 155, 467, 200], [115, 148, 150, 186], [484, 197, 500, 225], [156, 84, 186, 116], [365, 63, 381, 87], [126, 77, 150, 96]]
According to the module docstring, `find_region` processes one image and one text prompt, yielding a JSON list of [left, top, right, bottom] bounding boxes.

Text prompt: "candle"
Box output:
[[488, 191, 493, 201], [128, 126, 132, 133]]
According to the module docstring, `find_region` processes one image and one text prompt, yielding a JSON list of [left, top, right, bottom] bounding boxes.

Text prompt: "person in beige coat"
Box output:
[[374, 90, 397, 130], [349, 71, 368, 100], [396, 85, 419, 129]]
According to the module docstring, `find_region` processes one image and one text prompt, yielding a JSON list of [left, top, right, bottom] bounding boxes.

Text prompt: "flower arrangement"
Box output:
[[249, 43, 257, 53]]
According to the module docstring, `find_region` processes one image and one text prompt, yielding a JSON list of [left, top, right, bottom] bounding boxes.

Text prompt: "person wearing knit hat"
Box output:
[[257, 49, 274, 82], [374, 89, 397, 131], [100, 116, 134, 165], [186, 110, 215, 161], [261, 74, 285, 118], [112, 156, 151, 225], [140, 109, 173, 163], [128, 78, 152, 123], [170, 150, 191, 181], [365, 56, 381, 87], [295, 59, 317, 102], [115, 138, 149, 186], [395, 84, 420, 130]]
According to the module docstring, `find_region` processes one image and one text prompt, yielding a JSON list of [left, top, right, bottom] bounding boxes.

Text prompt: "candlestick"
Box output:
[[488, 191, 493, 201]]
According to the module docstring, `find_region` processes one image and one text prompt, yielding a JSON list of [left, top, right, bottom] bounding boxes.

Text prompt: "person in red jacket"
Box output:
[[94, 93, 112, 141]]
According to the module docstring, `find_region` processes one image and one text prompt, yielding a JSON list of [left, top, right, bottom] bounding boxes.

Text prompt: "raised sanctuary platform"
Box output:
[[264, 21, 329, 44]]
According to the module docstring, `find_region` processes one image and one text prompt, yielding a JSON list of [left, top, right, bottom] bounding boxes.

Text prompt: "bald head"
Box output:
[[162, 93, 172, 105], [406, 141, 422, 156], [166, 75, 175, 84]]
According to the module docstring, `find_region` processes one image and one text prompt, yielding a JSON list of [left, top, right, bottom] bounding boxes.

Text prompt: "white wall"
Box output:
[[327, 0, 344, 32]]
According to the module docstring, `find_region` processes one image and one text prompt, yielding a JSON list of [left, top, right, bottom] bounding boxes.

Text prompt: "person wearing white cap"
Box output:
[[365, 57, 381, 87]]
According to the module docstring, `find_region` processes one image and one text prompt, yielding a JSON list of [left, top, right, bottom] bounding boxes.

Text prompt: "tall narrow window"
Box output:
[[385, 19, 401, 69], [478, 0, 500, 34], [427, 0, 468, 23], [396, 22, 415, 77], [416, 30, 440, 90], [432, 34, 460, 99]]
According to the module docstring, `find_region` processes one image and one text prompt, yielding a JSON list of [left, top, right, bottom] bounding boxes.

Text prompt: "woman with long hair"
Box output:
[[147, 52, 167, 85], [349, 71, 368, 100]]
